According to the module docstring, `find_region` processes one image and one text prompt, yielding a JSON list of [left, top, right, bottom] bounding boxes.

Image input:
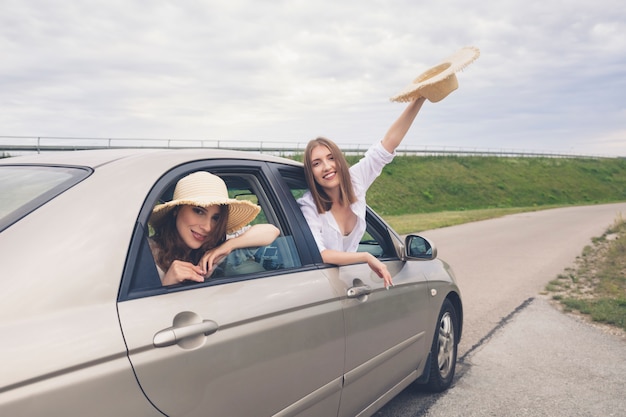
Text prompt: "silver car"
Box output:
[[0, 148, 462, 417]]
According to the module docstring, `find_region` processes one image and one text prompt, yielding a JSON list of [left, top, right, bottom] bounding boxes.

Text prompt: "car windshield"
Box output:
[[0, 165, 91, 231]]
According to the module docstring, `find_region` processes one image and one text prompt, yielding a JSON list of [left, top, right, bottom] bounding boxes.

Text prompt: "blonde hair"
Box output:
[[303, 137, 356, 214]]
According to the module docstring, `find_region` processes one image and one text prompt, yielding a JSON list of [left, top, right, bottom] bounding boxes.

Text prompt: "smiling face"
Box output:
[[310, 144, 340, 191], [303, 137, 356, 213], [175, 204, 222, 250]]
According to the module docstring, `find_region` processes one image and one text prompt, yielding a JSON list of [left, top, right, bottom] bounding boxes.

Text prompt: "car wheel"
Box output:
[[423, 298, 458, 392]]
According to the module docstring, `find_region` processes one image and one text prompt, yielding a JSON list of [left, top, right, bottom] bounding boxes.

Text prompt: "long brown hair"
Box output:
[[303, 137, 356, 214], [150, 204, 229, 271]]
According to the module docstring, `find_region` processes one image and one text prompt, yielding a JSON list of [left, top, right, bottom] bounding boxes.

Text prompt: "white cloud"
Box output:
[[1, 0, 625, 156]]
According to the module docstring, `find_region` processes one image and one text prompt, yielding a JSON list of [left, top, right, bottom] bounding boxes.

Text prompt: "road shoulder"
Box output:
[[424, 297, 626, 417]]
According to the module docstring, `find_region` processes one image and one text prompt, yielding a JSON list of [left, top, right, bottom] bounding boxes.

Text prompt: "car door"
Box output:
[[117, 162, 345, 417], [335, 210, 431, 417], [278, 168, 431, 417]]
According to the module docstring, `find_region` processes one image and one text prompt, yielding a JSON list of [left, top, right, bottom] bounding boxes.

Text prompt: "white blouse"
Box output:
[[298, 141, 395, 253]]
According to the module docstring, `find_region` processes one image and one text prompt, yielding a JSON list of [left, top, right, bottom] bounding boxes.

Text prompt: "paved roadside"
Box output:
[[423, 296, 626, 417]]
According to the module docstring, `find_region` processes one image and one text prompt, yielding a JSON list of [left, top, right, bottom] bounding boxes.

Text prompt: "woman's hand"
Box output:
[[366, 253, 393, 289], [162, 260, 206, 286], [199, 244, 231, 276], [321, 250, 394, 289]]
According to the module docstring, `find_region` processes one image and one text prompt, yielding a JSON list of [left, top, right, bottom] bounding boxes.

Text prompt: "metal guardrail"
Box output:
[[0, 135, 617, 159]]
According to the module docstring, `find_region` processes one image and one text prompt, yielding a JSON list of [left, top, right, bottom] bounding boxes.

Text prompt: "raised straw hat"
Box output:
[[390, 46, 480, 103], [150, 171, 261, 234]]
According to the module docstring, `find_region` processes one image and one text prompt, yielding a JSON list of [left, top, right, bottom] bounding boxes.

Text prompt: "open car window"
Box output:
[[279, 168, 397, 261], [120, 167, 302, 301]]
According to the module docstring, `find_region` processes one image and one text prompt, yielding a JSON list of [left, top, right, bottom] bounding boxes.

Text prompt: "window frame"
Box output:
[[118, 159, 311, 302]]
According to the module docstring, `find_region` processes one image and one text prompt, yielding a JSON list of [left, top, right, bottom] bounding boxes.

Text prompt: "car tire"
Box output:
[[423, 298, 458, 392]]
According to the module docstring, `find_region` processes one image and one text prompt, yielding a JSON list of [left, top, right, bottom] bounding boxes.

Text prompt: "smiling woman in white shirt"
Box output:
[[298, 97, 426, 288]]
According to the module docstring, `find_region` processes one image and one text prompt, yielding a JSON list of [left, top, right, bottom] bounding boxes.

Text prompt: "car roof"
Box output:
[[0, 148, 303, 169]]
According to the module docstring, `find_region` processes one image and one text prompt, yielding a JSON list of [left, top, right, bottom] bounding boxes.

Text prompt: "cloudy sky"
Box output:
[[1, 0, 625, 156]]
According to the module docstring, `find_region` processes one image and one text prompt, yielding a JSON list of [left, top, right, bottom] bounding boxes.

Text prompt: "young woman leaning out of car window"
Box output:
[[298, 97, 426, 289], [148, 171, 279, 286]]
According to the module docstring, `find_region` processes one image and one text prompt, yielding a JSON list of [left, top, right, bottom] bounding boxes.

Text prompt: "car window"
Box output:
[[361, 209, 397, 259], [358, 230, 385, 257], [214, 173, 302, 277], [279, 169, 397, 260], [0, 165, 91, 232], [121, 167, 302, 300]]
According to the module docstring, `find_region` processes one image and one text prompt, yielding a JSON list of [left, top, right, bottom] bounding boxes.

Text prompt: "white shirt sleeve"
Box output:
[[349, 141, 395, 197]]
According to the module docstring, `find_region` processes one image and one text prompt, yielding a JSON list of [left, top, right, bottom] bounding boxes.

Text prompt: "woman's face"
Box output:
[[310, 145, 339, 190], [175, 204, 222, 249]]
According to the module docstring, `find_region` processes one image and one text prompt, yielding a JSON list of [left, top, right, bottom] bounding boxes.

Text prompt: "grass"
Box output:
[[361, 155, 626, 216], [383, 205, 563, 234], [543, 215, 626, 333]]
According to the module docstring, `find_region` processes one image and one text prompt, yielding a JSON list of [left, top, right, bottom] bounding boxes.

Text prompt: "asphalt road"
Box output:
[[376, 202, 626, 417]]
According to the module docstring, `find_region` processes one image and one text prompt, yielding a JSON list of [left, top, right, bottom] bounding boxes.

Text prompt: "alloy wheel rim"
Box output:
[[437, 311, 455, 379]]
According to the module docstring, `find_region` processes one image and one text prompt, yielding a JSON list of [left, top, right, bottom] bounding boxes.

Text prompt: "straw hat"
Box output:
[[150, 171, 261, 234], [390, 46, 480, 103]]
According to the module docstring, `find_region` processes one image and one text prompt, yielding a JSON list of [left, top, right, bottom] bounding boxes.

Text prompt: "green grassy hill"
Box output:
[[354, 155, 626, 216]]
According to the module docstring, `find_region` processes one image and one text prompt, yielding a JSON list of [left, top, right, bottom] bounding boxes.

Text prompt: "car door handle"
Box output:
[[153, 320, 219, 348], [347, 285, 372, 298]]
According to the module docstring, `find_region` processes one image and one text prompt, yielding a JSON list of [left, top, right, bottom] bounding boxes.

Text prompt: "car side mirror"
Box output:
[[405, 235, 437, 260]]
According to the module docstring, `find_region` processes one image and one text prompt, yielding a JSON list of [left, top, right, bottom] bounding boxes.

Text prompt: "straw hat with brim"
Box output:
[[150, 171, 261, 234], [390, 46, 480, 103]]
